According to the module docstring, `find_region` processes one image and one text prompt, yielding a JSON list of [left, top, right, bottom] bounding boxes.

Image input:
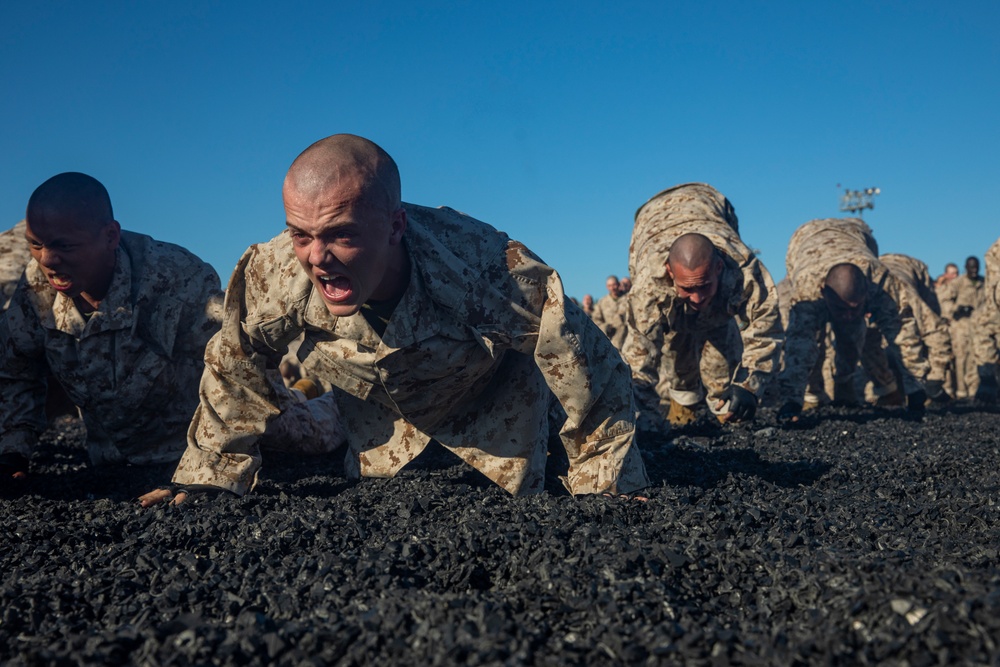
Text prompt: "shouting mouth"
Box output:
[[317, 274, 354, 303], [48, 274, 73, 291]]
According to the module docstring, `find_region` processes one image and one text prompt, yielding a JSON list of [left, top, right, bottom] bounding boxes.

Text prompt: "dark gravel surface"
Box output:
[[2, 405, 1000, 666]]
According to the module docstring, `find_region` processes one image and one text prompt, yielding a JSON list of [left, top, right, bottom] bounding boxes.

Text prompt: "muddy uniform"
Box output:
[[591, 293, 628, 350], [0, 231, 224, 465], [0, 220, 30, 310], [944, 273, 985, 398], [623, 183, 782, 419], [778, 218, 928, 405], [972, 239, 1000, 388], [171, 204, 648, 497], [874, 253, 953, 393]]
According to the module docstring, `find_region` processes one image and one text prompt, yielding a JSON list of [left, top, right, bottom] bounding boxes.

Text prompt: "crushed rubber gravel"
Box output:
[[2, 404, 999, 665]]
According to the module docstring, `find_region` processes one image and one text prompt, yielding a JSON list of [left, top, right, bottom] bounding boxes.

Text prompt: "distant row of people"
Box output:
[[576, 183, 1000, 428]]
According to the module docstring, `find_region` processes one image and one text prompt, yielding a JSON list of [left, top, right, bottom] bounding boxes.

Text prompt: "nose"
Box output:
[[307, 239, 330, 267], [38, 246, 61, 267]]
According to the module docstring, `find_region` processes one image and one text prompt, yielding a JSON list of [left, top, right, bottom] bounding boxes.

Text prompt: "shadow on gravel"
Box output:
[[644, 443, 831, 491]]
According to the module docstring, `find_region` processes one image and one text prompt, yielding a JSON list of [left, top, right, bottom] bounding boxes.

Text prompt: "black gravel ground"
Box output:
[[2, 404, 999, 666]]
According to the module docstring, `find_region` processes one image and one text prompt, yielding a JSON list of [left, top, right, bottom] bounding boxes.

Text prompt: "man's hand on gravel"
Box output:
[[0, 453, 29, 484], [139, 483, 236, 507], [716, 385, 757, 423], [777, 401, 802, 424]]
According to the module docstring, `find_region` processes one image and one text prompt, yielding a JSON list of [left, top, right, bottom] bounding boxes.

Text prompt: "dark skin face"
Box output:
[[966, 258, 980, 280], [24, 208, 120, 314], [822, 286, 867, 323]]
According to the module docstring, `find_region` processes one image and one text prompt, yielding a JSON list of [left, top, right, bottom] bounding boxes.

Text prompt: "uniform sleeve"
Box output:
[[734, 259, 783, 397], [776, 299, 827, 404], [506, 243, 649, 495], [170, 247, 290, 494], [868, 273, 929, 393], [972, 283, 1000, 372], [590, 297, 614, 338], [0, 288, 49, 458], [913, 296, 953, 382]]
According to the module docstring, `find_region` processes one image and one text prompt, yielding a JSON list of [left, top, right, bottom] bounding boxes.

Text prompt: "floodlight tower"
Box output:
[[839, 186, 881, 217]]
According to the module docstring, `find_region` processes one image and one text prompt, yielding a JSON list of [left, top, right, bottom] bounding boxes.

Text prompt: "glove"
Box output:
[[874, 387, 905, 407], [924, 379, 948, 403], [0, 453, 29, 482], [975, 373, 999, 404], [720, 385, 757, 422], [777, 401, 802, 423], [832, 378, 860, 407], [666, 399, 698, 426], [906, 389, 927, 414]]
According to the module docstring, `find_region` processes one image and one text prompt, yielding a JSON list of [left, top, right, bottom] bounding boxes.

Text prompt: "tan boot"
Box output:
[[666, 399, 698, 426], [291, 378, 321, 401]]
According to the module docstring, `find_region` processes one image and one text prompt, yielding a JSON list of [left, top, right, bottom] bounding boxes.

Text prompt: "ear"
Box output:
[[106, 220, 122, 251], [388, 207, 407, 245], [664, 262, 674, 282]]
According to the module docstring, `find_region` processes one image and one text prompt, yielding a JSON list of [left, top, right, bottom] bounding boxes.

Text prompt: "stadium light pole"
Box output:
[[839, 186, 881, 217]]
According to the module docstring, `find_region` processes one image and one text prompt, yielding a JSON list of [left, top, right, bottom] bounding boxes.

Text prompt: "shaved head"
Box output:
[[668, 233, 718, 272], [284, 134, 401, 214], [824, 263, 867, 303], [27, 172, 114, 232]]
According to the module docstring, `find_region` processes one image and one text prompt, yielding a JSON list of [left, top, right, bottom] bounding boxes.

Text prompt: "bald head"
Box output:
[[668, 233, 718, 272], [284, 134, 401, 214], [27, 172, 114, 232], [823, 263, 867, 322], [824, 263, 867, 302]]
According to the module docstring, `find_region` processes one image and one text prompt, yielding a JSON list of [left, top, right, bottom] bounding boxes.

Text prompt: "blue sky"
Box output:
[[2, 2, 998, 300]]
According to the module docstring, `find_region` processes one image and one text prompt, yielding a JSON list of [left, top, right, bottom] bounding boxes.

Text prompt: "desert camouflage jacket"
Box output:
[[623, 183, 782, 398], [778, 218, 929, 400], [0, 220, 31, 311], [591, 293, 628, 349], [0, 231, 222, 462], [172, 204, 648, 497], [879, 253, 952, 381], [972, 238, 1000, 372]]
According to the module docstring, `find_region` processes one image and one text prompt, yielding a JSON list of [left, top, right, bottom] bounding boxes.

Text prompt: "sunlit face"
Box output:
[[24, 209, 120, 305], [606, 277, 620, 297], [666, 259, 721, 311], [284, 174, 407, 317], [582, 294, 594, 309], [944, 265, 959, 280], [822, 286, 867, 323]]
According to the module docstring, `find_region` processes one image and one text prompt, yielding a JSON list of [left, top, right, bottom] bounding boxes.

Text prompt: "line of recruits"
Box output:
[[1, 136, 998, 502]]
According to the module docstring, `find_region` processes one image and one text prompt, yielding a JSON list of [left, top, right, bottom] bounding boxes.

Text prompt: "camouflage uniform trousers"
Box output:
[[653, 316, 744, 415], [950, 315, 978, 398]]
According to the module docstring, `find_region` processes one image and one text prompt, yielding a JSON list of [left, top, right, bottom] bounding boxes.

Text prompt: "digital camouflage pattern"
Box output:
[[941, 271, 985, 397], [876, 253, 953, 385], [591, 293, 628, 350], [623, 183, 782, 415], [972, 238, 1000, 380], [0, 220, 31, 310], [172, 204, 648, 497], [778, 218, 928, 403], [0, 231, 223, 465]]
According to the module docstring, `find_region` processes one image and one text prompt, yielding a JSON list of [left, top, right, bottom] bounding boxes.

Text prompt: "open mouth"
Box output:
[[48, 274, 73, 291], [317, 274, 353, 303]]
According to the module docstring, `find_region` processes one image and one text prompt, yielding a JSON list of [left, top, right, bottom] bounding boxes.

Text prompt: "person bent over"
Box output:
[[623, 183, 781, 427], [142, 134, 647, 506]]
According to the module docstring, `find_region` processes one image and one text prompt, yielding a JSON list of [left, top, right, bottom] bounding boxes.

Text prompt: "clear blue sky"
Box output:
[[2, 2, 998, 299]]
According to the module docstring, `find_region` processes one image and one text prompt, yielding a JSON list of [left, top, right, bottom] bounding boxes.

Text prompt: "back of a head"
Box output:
[[27, 172, 114, 231], [668, 233, 718, 271], [285, 134, 401, 213], [824, 263, 867, 302]]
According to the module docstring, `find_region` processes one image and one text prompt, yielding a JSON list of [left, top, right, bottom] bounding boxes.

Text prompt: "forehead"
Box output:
[[671, 261, 718, 284], [25, 209, 102, 241]]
